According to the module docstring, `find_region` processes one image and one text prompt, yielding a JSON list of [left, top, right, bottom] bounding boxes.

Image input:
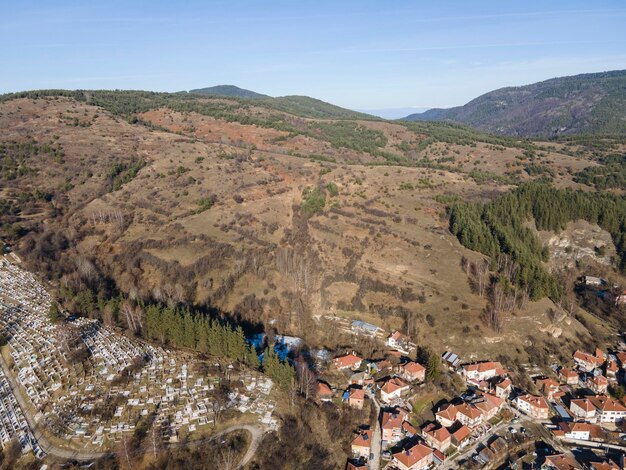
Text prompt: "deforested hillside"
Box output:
[[0, 89, 624, 365]]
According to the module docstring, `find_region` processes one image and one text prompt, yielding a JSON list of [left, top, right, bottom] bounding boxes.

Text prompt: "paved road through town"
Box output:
[[367, 390, 382, 470]]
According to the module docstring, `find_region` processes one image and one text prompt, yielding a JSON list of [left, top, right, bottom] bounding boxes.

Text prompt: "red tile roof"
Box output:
[[571, 398, 595, 413], [456, 403, 483, 420], [402, 421, 418, 435], [433, 450, 446, 463], [545, 453, 581, 470], [381, 377, 409, 395], [381, 409, 407, 430], [574, 350, 603, 366], [389, 331, 405, 341], [496, 378, 512, 389], [349, 388, 365, 400], [351, 429, 373, 449], [452, 425, 472, 442], [473, 392, 504, 415], [517, 394, 548, 409], [590, 462, 620, 470], [589, 395, 626, 413], [435, 403, 457, 422], [426, 426, 450, 443], [317, 382, 333, 397], [559, 368, 578, 378], [403, 361, 426, 376], [558, 422, 603, 438], [536, 377, 560, 390], [335, 353, 363, 369], [393, 443, 434, 468], [463, 361, 504, 373]]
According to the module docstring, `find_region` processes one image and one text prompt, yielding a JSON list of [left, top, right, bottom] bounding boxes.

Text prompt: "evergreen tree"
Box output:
[[426, 353, 441, 381], [48, 301, 63, 323]]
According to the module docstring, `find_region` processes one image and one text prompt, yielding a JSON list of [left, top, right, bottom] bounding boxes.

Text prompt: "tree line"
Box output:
[[142, 303, 296, 389], [57, 286, 297, 390]]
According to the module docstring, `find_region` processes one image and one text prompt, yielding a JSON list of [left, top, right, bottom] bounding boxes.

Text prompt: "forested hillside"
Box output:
[[188, 84, 269, 98], [404, 70, 626, 137], [450, 183, 626, 297]]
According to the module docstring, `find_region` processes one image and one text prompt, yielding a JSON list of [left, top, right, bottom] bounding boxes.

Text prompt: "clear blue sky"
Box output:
[[1, 0, 625, 111]]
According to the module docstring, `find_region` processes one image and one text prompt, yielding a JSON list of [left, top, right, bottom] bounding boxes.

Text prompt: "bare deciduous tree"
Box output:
[[295, 356, 317, 400]]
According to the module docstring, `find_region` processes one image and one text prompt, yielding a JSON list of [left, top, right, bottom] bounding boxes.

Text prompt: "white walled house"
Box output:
[[514, 394, 549, 420]]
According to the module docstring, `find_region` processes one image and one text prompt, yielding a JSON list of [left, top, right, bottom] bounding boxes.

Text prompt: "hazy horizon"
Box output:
[[2, 0, 625, 109]]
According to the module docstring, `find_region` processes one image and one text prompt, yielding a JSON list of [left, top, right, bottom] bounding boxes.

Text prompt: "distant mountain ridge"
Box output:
[[403, 70, 626, 137], [188, 84, 268, 99]]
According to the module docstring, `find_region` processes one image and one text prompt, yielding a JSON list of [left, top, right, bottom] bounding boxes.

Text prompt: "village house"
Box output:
[[544, 453, 580, 470], [401, 361, 426, 383], [514, 394, 549, 419], [570, 399, 597, 421], [590, 461, 621, 470], [558, 367, 579, 385], [451, 425, 472, 448], [535, 377, 561, 400], [346, 460, 368, 470], [435, 403, 458, 428], [349, 371, 368, 386], [433, 450, 446, 467], [436, 402, 483, 428], [350, 429, 372, 460], [553, 421, 603, 441], [460, 361, 506, 382], [348, 388, 365, 410], [317, 382, 333, 402], [474, 379, 491, 392], [573, 350, 604, 372], [587, 375, 609, 394], [381, 408, 408, 446], [392, 442, 434, 470], [589, 395, 626, 424], [380, 377, 410, 403], [494, 378, 512, 399], [402, 421, 418, 437], [387, 331, 412, 352], [472, 392, 504, 420], [606, 361, 618, 380], [334, 353, 363, 371], [456, 403, 484, 428], [423, 425, 451, 452]]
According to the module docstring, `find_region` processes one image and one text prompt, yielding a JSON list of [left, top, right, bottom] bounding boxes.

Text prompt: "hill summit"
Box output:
[[188, 84, 268, 99]]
